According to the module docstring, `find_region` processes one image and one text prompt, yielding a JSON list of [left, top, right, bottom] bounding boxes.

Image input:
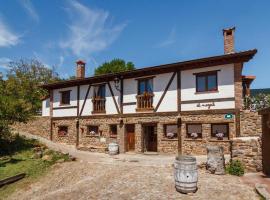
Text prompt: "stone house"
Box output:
[[31, 27, 260, 161]]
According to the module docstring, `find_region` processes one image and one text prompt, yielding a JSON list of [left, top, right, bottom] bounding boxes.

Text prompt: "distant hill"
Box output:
[[251, 88, 270, 96]]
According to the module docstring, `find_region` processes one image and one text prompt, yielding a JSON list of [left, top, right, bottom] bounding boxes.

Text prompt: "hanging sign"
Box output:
[[224, 113, 233, 119]]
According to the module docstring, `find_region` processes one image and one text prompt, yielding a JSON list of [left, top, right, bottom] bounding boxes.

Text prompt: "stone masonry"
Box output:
[[232, 137, 262, 172], [240, 110, 262, 137], [12, 116, 50, 139], [11, 110, 263, 172]]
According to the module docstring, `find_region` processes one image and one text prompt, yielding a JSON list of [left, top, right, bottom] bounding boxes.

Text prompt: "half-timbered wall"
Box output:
[[42, 64, 236, 117], [181, 64, 235, 111]]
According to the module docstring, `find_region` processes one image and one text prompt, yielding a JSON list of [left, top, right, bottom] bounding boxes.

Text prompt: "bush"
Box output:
[[226, 160, 245, 176]]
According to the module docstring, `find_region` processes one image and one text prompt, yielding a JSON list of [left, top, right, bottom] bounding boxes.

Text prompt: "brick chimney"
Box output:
[[223, 27, 235, 54], [76, 60, 85, 79]]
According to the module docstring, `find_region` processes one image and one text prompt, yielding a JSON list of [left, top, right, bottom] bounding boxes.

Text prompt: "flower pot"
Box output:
[[174, 156, 198, 194]]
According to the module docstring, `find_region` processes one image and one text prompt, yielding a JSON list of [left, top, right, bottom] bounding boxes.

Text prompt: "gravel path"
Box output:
[[7, 160, 259, 200]]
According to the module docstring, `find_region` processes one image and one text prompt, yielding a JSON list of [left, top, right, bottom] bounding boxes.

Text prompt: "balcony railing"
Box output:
[[92, 97, 106, 113], [136, 93, 154, 111]]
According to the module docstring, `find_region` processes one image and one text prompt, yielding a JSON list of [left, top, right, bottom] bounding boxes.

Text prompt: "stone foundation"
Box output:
[[232, 137, 262, 172], [46, 113, 236, 155], [10, 111, 263, 173]]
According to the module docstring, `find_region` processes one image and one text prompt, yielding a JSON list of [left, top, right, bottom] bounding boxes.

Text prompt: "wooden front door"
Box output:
[[126, 124, 135, 151], [144, 125, 157, 152]]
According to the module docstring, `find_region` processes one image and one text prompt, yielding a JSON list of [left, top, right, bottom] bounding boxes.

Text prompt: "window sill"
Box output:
[[184, 138, 203, 141], [85, 135, 99, 138], [91, 111, 106, 114], [209, 138, 230, 142], [59, 103, 71, 106], [136, 108, 154, 112], [195, 90, 219, 94], [161, 138, 178, 141], [58, 135, 68, 137]]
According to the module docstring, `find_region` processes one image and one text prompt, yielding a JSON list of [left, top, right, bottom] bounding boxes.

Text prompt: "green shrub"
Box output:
[[226, 160, 245, 176]]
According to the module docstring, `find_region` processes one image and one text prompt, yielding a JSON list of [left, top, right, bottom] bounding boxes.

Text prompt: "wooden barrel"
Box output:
[[108, 143, 119, 155], [174, 156, 198, 194]]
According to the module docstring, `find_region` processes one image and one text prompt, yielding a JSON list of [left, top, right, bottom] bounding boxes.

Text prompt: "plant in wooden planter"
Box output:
[[190, 132, 199, 139], [215, 132, 224, 140]]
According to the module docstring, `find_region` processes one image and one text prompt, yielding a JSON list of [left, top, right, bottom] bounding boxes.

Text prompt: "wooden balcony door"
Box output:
[[143, 125, 157, 152], [126, 124, 135, 152]]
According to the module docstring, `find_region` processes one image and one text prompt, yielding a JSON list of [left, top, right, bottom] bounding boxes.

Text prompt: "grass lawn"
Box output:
[[0, 135, 71, 199]]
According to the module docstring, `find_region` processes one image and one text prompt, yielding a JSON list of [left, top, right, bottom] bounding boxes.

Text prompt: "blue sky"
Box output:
[[0, 0, 269, 88]]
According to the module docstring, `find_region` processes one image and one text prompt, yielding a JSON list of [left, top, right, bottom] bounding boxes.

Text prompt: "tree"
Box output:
[[94, 58, 135, 76], [6, 59, 60, 114], [0, 59, 59, 140]]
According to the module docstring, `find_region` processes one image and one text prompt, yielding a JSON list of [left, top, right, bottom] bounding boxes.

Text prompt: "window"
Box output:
[[58, 126, 68, 136], [164, 124, 178, 139], [196, 71, 218, 92], [186, 124, 202, 139], [93, 85, 106, 113], [109, 125, 117, 137], [211, 124, 229, 139], [94, 84, 106, 98], [138, 78, 153, 95], [60, 90, 71, 105], [87, 125, 99, 136]]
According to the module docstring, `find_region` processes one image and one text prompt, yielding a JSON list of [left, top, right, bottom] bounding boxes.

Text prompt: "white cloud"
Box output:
[[0, 57, 12, 69], [19, 0, 39, 22], [60, 1, 126, 57], [156, 27, 176, 48], [0, 19, 20, 47], [58, 55, 64, 67]]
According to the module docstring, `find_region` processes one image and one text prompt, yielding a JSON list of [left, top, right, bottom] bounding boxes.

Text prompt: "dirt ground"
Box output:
[[7, 159, 259, 200]]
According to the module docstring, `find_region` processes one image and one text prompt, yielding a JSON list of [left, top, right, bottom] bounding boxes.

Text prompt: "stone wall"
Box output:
[[12, 113, 241, 156], [12, 116, 50, 139], [240, 110, 262, 137], [232, 137, 262, 172], [51, 119, 77, 145]]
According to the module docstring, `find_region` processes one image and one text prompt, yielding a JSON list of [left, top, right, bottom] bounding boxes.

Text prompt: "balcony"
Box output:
[[92, 97, 106, 114], [136, 93, 154, 112]]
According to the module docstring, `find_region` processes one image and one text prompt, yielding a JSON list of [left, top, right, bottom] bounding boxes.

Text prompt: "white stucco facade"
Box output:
[[42, 64, 236, 117]]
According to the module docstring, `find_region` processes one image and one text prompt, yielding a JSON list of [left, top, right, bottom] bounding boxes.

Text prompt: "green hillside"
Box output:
[[251, 88, 270, 96]]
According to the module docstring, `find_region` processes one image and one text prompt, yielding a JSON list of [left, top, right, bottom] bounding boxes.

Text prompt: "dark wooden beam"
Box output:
[[177, 71, 181, 112], [177, 117, 182, 156], [154, 71, 176, 112], [79, 85, 91, 116], [49, 89, 53, 141], [120, 78, 124, 114], [107, 82, 120, 114], [77, 85, 80, 116]]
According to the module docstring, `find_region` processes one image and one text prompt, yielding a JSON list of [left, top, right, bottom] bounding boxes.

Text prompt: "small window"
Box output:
[[196, 71, 218, 93], [58, 126, 68, 136], [138, 78, 153, 95], [60, 90, 71, 105], [186, 124, 202, 139], [164, 124, 178, 139], [87, 125, 99, 136], [109, 125, 117, 137], [211, 124, 229, 139]]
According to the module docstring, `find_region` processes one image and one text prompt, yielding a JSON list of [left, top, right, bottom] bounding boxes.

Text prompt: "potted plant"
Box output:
[[190, 132, 198, 139], [215, 132, 224, 140]]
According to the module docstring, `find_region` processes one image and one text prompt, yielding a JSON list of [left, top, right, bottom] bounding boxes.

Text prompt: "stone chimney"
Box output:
[[76, 60, 85, 79], [223, 27, 235, 54]]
